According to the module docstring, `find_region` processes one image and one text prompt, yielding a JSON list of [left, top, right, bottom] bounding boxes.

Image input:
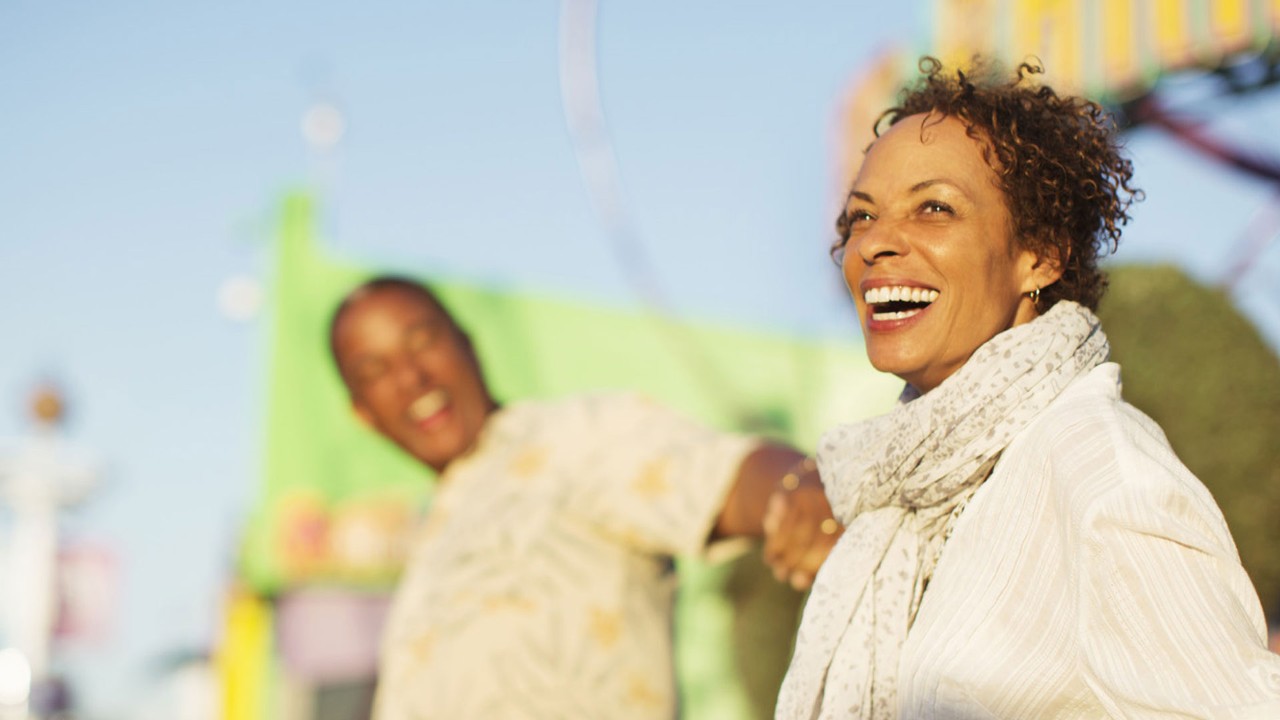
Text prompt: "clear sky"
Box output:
[[2, 2, 1278, 717]]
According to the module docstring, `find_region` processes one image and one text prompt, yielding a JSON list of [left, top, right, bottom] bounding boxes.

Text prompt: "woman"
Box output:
[[776, 58, 1280, 719]]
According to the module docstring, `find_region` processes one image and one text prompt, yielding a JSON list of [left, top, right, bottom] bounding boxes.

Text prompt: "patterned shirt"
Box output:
[[373, 393, 757, 720]]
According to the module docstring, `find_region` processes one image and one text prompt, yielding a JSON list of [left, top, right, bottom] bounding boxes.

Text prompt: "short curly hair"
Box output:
[[835, 57, 1142, 310]]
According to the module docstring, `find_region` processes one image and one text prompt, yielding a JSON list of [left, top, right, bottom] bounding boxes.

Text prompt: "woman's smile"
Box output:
[[861, 283, 940, 325]]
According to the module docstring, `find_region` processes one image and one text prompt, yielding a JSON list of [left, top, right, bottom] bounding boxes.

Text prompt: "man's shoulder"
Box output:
[[492, 392, 679, 445], [531, 391, 683, 422]]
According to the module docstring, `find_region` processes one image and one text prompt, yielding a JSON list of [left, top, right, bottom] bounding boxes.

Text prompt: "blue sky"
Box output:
[[1, 2, 1278, 717]]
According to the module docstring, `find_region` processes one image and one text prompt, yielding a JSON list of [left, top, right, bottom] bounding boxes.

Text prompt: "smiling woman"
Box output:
[[838, 112, 1059, 394], [776, 58, 1280, 719]]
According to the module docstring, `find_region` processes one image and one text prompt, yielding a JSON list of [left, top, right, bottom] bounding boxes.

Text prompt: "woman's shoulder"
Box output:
[[1010, 362, 1235, 546], [1018, 363, 1180, 484]]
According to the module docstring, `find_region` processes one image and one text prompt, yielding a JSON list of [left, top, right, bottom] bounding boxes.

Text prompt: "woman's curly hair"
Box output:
[[836, 57, 1142, 310]]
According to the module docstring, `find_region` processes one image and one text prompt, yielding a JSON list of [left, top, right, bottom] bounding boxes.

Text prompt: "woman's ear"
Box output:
[[1031, 253, 1065, 291], [1020, 238, 1067, 294]]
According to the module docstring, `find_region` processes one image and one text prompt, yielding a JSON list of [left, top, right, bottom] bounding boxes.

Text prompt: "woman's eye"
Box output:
[[921, 200, 954, 215], [849, 209, 875, 224]]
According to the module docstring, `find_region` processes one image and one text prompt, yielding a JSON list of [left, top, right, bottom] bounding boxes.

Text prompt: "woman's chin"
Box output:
[[865, 353, 940, 394], [866, 352, 919, 382]]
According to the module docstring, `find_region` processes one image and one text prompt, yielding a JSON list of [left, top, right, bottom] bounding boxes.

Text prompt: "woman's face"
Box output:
[[841, 113, 1055, 394]]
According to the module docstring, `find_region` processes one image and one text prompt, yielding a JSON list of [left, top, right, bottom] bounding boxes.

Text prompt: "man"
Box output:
[[330, 276, 837, 720]]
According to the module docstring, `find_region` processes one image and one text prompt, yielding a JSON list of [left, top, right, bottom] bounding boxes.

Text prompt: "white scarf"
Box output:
[[775, 301, 1109, 720]]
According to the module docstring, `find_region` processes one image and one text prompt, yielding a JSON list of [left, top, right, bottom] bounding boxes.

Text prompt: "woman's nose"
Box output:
[[851, 220, 907, 264]]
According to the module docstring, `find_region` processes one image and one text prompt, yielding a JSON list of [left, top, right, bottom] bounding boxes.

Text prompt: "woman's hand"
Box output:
[[762, 459, 842, 590]]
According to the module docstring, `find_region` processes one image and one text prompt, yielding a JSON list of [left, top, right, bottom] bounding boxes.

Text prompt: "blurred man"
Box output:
[[329, 276, 837, 720]]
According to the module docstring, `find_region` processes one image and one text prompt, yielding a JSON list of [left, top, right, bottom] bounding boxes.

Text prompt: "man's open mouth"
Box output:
[[408, 389, 449, 423]]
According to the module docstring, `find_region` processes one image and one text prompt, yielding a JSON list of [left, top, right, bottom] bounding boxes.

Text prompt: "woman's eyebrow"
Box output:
[[851, 179, 960, 204], [909, 178, 953, 192]]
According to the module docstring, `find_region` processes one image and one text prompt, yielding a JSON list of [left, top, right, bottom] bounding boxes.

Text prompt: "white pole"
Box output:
[[0, 385, 99, 719], [2, 432, 62, 681]]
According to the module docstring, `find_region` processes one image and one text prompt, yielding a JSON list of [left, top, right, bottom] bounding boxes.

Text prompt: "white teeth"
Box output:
[[863, 286, 938, 305], [870, 308, 924, 321], [408, 389, 449, 421]]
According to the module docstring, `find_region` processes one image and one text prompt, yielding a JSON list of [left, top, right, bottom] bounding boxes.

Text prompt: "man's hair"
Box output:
[[328, 275, 456, 364], [835, 56, 1142, 310]]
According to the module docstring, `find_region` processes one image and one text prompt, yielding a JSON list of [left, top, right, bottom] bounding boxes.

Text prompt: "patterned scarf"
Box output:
[[775, 301, 1109, 720]]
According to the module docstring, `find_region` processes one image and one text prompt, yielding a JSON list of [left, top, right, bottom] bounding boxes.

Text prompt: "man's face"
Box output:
[[332, 287, 495, 473]]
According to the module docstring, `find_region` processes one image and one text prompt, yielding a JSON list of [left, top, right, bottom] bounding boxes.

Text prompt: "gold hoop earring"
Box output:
[[1029, 286, 1041, 306]]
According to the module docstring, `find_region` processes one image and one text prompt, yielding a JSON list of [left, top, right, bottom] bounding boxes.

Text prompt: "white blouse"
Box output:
[[896, 363, 1280, 718]]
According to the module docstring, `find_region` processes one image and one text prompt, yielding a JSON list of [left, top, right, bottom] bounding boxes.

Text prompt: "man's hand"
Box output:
[[762, 458, 842, 591]]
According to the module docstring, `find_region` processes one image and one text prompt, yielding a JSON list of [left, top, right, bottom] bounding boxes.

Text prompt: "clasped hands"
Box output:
[[762, 458, 842, 591]]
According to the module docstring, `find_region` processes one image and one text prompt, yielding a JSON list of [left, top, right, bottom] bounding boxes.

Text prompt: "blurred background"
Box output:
[[2, 1, 1278, 719]]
